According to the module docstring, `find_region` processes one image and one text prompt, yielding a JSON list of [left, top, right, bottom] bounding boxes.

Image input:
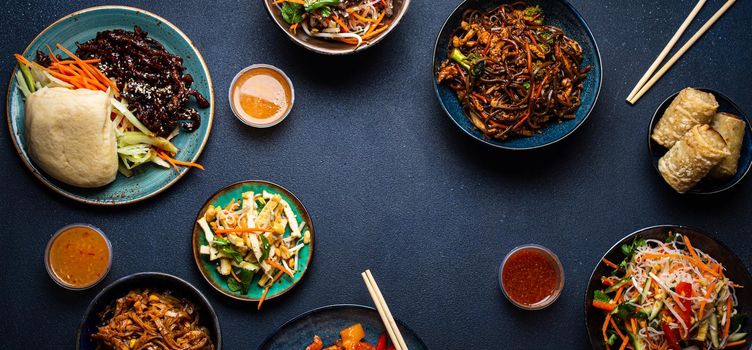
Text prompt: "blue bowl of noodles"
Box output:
[[432, 0, 602, 150]]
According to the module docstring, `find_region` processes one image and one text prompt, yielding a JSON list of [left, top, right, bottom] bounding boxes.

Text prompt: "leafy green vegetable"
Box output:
[[610, 301, 637, 319], [259, 235, 271, 263], [522, 6, 544, 25], [281, 2, 305, 24], [618, 237, 647, 267], [523, 82, 531, 90], [594, 290, 611, 303], [606, 331, 618, 346], [213, 237, 244, 264], [305, 0, 340, 12], [319, 6, 332, 17], [227, 277, 242, 292], [236, 268, 255, 294]]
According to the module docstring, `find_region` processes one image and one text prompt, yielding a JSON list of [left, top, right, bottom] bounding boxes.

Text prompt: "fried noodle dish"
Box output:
[[592, 233, 747, 350], [437, 3, 591, 140], [91, 289, 215, 350]]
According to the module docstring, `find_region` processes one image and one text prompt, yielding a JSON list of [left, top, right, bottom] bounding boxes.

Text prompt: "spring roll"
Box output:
[[651, 88, 718, 148], [708, 112, 746, 179], [658, 124, 729, 193]]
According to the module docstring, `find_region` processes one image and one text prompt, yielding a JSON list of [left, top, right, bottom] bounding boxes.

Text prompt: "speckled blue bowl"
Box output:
[[432, 0, 602, 150], [6, 6, 214, 205], [258, 304, 428, 350], [648, 88, 752, 194]]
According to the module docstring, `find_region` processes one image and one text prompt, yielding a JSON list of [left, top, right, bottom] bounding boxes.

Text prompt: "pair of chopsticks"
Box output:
[[626, 0, 736, 104], [361, 269, 408, 350]]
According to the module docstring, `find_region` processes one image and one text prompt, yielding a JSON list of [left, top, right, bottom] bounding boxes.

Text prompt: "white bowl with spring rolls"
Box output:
[[648, 88, 752, 194]]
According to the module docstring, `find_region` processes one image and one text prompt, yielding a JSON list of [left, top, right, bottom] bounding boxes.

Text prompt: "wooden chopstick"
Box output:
[[361, 269, 409, 350], [628, 0, 736, 104], [625, 0, 707, 101]]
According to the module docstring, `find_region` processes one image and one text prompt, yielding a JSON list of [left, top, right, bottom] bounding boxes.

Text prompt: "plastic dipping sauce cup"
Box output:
[[499, 244, 564, 310], [229, 64, 294, 128]]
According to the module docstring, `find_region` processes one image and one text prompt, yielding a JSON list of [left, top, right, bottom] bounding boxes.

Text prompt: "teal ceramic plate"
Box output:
[[192, 180, 314, 302], [258, 304, 429, 350], [6, 6, 214, 205]]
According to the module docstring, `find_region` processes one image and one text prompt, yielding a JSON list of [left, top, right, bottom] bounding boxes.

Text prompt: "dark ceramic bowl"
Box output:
[[264, 0, 410, 55], [584, 225, 752, 350], [76, 272, 221, 349], [648, 88, 752, 194], [258, 304, 428, 349], [432, 0, 602, 150]]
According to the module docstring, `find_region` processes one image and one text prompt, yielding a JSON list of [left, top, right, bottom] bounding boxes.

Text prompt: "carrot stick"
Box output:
[[365, 11, 385, 36], [257, 271, 284, 310], [157, 151, 205, 171], [698, 281, 717, 319], [724, 297, 732, 339], [362, 25, 389, 40], [56, 43, 120, 96], [602, 313, 612, 342], [266, 259, 294, 278], [727, 340, 747, 347], [46, 45, 59, 63], [351, 12, 379, 22], [683, 235, 711, 271], [257, 285, 271, 310], [593, 300, 616, 312], [602, 258, 619, 269], [230, 269, 241, 283], [54, 58, 101, 64], [333, 15, 349, 32], [14, 54, 32, 66], [610, 316, 625, 339], [214, 228, 274, 234]]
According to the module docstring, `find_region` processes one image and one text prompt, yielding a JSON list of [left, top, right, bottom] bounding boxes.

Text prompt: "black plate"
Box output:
[[584, 225, 752, 349], [648, 88, 752, 194], [76, 272, 222, 349]]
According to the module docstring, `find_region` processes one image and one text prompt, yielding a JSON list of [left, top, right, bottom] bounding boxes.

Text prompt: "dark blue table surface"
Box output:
[[1, 1, 751, 349]]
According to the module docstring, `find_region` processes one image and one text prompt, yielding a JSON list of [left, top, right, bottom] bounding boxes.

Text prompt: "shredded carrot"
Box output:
[[351, 12, 378, 22], [723, 296, 732, 339], [157, 151, 205, 171], [641, 253, 720, 277], [617, 337, 628, 350], [290, 23, 299, 34], [214, 228, 273, 234], [55, 43, 120, 96], [683, 235, 713, 272], [362, 25, 390, 40], [365, 11, 385, 36], [698, 281, 717, 319], [54, 58, 101, 65], [257, 285, 271, 310], [630, 318, 637, 335], [602, 313, 612, 342], [727, 340, 747, 347], [230, 269, 241, 283], [266, 259, 294, 278], [14, 54, 32, 66], [602, 258, 619, 269], [609, 317, 626, 340], [333, 15, 349, 32], [257, 271, 285, 310]]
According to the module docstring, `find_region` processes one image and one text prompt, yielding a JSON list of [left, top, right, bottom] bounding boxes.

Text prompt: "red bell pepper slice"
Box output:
[[376, 334, 387, 350], [662, 322, 682, 350]]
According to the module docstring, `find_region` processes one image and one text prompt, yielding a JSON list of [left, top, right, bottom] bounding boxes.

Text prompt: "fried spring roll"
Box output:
[[652, 88, 718, 148], [709, 112, 746, 179], [658, 124, 729, 193]]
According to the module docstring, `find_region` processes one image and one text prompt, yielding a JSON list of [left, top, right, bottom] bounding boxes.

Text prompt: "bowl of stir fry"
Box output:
[[585, 225, 752, 350], [265, 0, 411, 55], [76, 272, 220, 350], [433, 0, 601, 150]]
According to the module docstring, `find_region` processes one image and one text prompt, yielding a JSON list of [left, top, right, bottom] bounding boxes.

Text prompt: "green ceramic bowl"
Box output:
[[192, 180, 314, 302], [6, 6, 214, 205]]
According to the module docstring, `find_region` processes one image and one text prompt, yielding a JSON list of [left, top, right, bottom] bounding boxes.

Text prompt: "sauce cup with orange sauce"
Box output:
[[229, 64, 294, 128], [499, 244, 564, 310], [45, 224, 112, 290]]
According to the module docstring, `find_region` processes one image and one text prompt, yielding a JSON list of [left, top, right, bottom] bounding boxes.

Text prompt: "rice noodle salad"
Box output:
[[592, 232, 747, 350], [274, 0, 396, 47]]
